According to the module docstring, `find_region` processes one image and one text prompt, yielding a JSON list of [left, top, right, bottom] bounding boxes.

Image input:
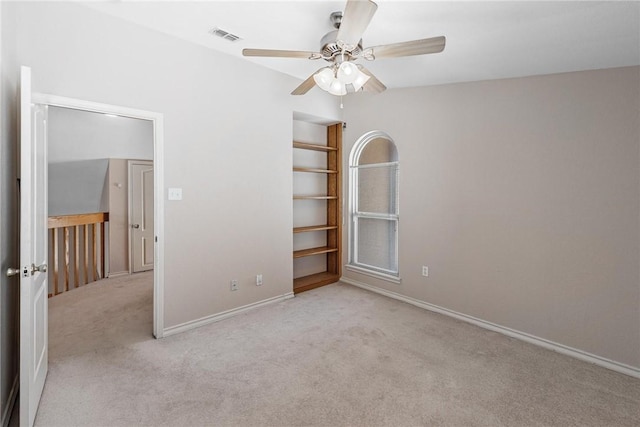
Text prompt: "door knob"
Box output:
[[6, 267, 20, 277], [132, 224, 140, 229], [30, 263, 47, 275]]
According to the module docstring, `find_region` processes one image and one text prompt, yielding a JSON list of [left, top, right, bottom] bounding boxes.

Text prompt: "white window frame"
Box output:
[[347, 131, 400, 283]]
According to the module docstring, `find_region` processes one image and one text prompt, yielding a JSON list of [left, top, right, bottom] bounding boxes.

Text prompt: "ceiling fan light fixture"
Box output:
[[352, 70, 370, 91], [328, 79, 347, 96], [312, 63, 369, 95], [337, 61, 359, 84], [313, 67, 335, 91]]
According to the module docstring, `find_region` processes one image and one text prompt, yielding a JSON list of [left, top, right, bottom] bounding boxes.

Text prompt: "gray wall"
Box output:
[[0, 2, 19, 425], [47, 106, 153, 216], [3, 0, 339, 336], [343, 66, 640, 369], [48, 159, 109, 216]]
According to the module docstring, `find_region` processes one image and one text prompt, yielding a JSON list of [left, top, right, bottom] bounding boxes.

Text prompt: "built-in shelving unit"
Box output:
[[292, 123, 342, 294]]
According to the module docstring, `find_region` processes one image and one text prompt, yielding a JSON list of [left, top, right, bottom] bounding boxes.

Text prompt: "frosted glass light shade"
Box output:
[[337, 61, 359, 84], [313, 68, 334, 92], [328, 79, 347, 96], [352, 70, 370, 92]]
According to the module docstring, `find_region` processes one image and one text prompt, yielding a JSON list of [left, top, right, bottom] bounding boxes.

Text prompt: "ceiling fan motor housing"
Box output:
[[320, 29, 363, 62]]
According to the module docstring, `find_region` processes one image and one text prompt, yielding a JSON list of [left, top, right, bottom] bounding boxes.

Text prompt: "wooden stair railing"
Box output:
[[48, 212, 109, 297]]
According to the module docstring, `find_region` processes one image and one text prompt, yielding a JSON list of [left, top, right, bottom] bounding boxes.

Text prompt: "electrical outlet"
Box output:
[[230, 279, 239, 291], [422, 266, 429, 277], [256, 274, 263, 286]]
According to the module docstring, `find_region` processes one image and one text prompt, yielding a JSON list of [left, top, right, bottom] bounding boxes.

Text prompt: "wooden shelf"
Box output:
[[293, 225, 338, 234], [294, 271, 340, 293], [293, 141, 338, 152], [291, 123, 342, 294], [293, 195, 338, 200], [293, 167, 338, 174], [293, 246, 338, 259]]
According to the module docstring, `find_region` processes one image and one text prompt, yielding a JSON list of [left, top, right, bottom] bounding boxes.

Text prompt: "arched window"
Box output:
[[348, 131, 399, 280]]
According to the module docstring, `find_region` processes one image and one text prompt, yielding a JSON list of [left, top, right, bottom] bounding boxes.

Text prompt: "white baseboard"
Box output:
[[341, 277, 640, 379], [1, 375, 18, 427], [163, 292, 295, 337]]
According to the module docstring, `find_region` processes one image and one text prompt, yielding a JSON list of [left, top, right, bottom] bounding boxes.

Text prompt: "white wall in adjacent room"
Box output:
[[48, 106, 153, 163]]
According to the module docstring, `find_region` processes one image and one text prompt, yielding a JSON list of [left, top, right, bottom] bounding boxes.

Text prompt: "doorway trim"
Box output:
[[32, 93, 165, 338]]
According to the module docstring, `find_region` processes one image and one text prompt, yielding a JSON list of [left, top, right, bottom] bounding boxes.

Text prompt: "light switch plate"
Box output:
[[168, 188, 182, 201]]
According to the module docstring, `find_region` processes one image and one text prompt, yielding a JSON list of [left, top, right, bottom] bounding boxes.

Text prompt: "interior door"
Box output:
[[19, 66, 48, 427], [130, 161, 154, 272]]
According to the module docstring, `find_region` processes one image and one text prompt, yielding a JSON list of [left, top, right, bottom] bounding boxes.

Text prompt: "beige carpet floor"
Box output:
[[25, 273, 640, 426]]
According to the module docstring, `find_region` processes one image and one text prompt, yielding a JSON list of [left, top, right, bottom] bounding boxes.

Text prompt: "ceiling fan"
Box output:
[[242, 0, 446, 96]]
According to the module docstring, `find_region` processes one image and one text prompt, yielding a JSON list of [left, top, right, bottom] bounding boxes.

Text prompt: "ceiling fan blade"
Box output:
[[291, 73, 317, 95], [337, 0, 378, 48], [357, 65, 386, 93], [243, 48, 321, 60], [366, 36, 446, 59]]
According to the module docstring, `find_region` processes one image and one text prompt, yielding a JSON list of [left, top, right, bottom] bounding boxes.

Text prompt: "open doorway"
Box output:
[[48, 106, 153, 278], [33, 93, 165, 338]]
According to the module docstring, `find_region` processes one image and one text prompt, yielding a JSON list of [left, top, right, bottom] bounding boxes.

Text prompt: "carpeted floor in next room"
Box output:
[[22, 272, 640, 426]]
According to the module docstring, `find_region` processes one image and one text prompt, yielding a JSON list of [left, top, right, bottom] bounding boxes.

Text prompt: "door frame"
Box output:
[[32, 93, 166, 338], [128, 160, 154, 274]]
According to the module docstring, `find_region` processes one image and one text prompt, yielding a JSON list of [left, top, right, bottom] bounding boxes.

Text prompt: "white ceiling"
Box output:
[[83, 0, 640, 90]]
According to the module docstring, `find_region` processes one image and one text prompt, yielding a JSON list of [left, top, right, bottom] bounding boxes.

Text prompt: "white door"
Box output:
[[19, 66, 48, 427], [130, 161, 154, 272]]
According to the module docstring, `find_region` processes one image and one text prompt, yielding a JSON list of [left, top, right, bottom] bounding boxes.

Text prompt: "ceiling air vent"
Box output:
[[209, 27, 242, 42]]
